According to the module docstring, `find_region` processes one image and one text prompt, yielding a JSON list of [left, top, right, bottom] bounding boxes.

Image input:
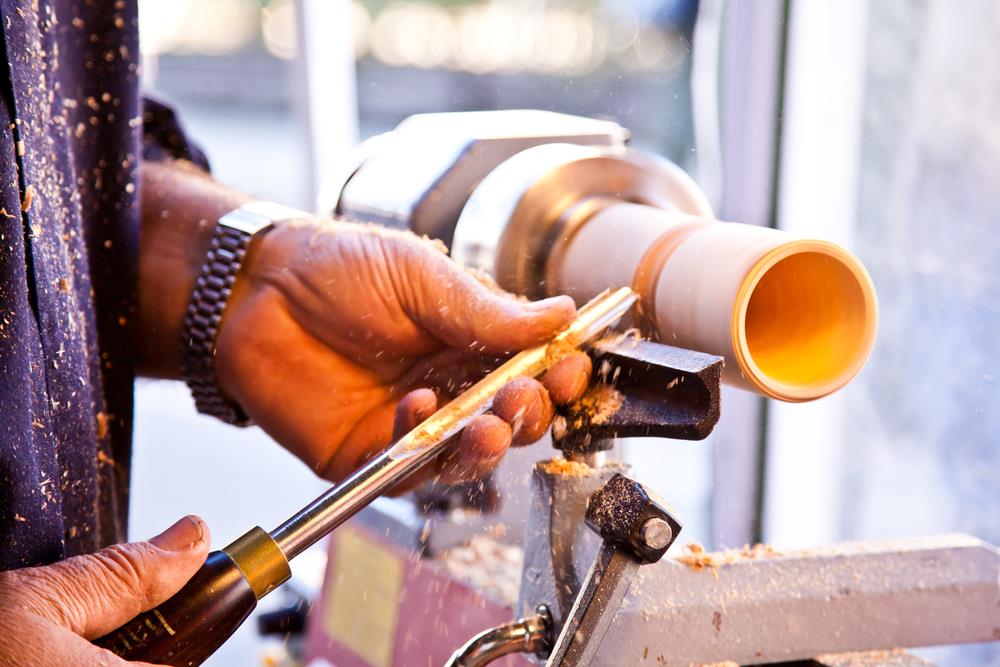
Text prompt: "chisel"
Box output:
[[94, 287, 638, 666]]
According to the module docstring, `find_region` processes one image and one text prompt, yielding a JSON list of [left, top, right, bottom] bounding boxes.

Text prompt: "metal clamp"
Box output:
[[545, 474, 681, 666]]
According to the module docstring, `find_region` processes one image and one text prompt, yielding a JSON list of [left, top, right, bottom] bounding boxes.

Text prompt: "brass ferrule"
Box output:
[[222, 526, 291, 599]]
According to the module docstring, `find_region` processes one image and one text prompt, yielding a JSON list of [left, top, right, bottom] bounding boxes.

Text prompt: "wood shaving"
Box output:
[[562, 383, 623, 429], [544, 335, 581, 366], [585, 384, 623, 425], [95, 411, 108, 439], [21, 184, 34, 211]]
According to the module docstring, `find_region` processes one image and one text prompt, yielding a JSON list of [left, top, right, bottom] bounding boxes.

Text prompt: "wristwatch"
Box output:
[[180, 201, 311, 425]]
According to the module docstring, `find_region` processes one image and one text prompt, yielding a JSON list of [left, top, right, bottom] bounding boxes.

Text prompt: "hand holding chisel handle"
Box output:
[[94, 288, 637, 666]]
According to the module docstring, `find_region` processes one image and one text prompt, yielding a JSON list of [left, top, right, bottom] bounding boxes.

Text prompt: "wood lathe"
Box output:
[[289, 111, 996, 667]]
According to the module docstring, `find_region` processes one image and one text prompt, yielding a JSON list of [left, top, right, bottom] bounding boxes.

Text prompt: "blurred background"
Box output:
[[129, 0, 999, 664]]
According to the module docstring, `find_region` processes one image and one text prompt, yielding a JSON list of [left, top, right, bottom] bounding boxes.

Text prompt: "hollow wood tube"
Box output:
[[551, 202, 878, 401]]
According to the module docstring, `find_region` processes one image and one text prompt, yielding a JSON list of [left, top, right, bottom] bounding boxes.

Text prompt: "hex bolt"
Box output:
[[641, 517, 674, 550]]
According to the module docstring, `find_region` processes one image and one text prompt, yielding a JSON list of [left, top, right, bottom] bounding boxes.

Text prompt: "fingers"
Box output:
[[21, 516, 210, 640], [491, 352, 592, 446], [399, 352, 595, 484], [380, 388, 441, 494], [326, 389, 440, 494], [341, 352, 595, 488], [392, 348, 496, 398], [431, 359, 588, 481], [392, 388, 438, 440], [83, 642, 164, 667], [542, 352, 593, 405], [0, 613, 159, 667], [435, 415, 512, 484], [492, 378, 554, 446], [464, 266, 506, 296], [414, 257, 577, 354], [389, 402, 513, 491], [463, 293, 577, 354]]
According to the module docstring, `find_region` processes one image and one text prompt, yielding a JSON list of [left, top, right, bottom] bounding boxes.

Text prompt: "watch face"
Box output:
[[219, 210, 275, 236], [220, 202, 309, 235]]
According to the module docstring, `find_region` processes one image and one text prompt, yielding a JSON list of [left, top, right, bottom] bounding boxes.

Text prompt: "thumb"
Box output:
[[29, 516, 210, 640], [418, 265, 577, 354]]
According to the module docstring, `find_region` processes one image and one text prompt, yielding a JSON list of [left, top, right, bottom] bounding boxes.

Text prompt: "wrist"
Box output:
[[180, 204, 313, 425], [137, 163, 252, 378]]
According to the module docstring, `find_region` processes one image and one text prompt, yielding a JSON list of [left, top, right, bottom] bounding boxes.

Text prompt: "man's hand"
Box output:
[[0, 516, 210, 667], [137, 163, 592, 485], [212, 219, 592, 483]]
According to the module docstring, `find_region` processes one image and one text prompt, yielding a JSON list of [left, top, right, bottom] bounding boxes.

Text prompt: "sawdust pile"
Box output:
[[544, 334, 583, 366], [581, 383, 623, 425], [675, 542, 782, 575], [436, 534, 523, 607], [560, 383, 623, 429], [536, 457, 595, 477]]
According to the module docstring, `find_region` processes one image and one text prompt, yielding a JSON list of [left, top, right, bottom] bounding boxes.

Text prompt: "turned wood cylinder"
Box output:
[[549, 202, 878, 402]]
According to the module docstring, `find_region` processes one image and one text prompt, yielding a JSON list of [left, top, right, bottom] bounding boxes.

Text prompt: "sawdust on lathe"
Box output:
[[563, 383, 623, 429], [675, 541, 782, 579], [585, 384, 623, 425], [435, 534, 523, 607], [813, 650, 931, 667], [544, 334, 583, 367], [536, 457, 595, 477]]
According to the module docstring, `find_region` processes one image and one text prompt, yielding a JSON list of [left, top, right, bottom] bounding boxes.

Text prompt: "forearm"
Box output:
[[136, 160, 252, 378]]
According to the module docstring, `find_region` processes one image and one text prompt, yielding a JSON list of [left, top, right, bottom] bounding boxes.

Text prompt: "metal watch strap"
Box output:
[[180, 202, 310, 425]]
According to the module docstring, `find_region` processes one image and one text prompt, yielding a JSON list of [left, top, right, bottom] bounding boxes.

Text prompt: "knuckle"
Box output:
[[492, 377, 554, 444], [532, 377, 553, 406], [88, 544, 156, 607], [492, 377, 534, 416], [471, 413, 511, 439], [458, 416, 509, 457]]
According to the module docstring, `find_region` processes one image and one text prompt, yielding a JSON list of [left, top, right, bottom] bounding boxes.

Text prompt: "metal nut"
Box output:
[[641, 517, 673, 550]]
